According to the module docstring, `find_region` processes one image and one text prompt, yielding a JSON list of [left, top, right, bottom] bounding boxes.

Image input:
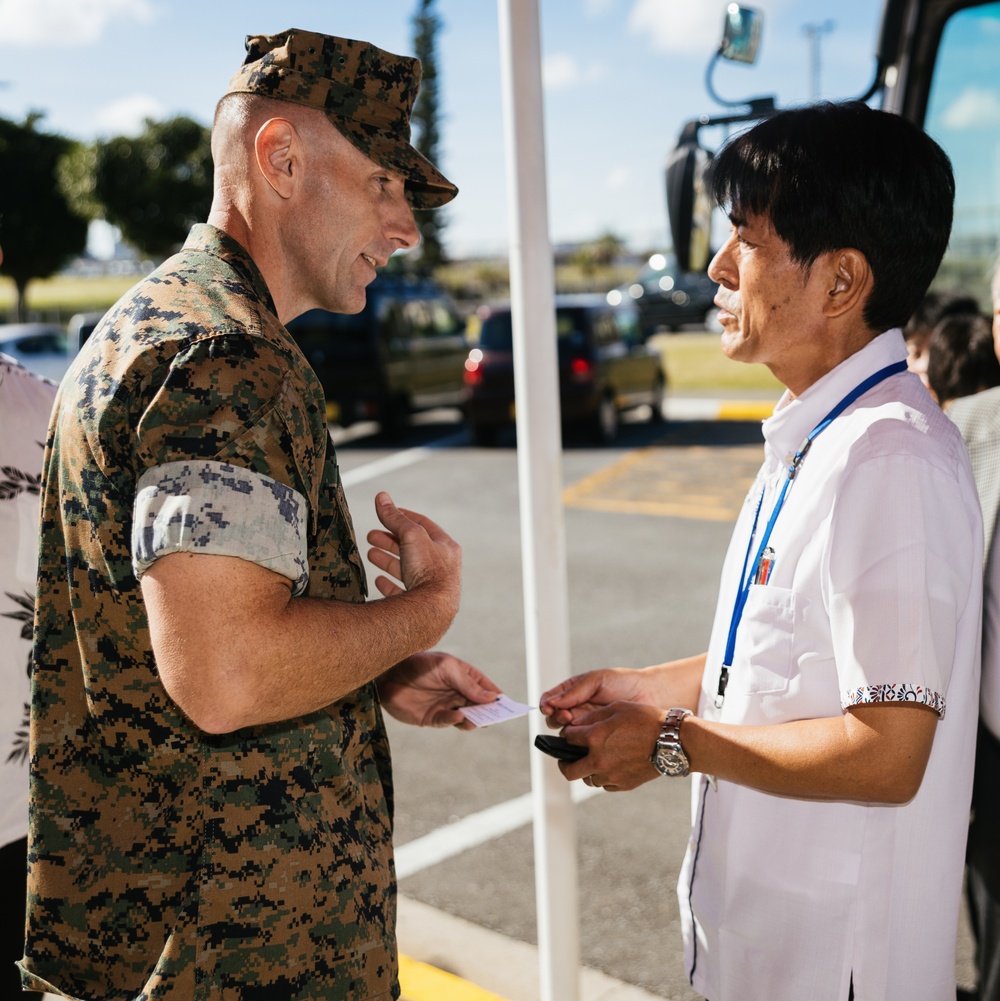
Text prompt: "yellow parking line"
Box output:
[[716, 400, 775, 421], [564, 495, 740, 521], [399, 954, 509, 1001]]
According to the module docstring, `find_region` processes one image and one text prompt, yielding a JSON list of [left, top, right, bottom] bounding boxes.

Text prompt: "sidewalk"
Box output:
[[398, 895, 666, 1001]]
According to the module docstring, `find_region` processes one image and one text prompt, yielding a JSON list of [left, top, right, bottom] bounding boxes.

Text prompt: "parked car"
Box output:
[[68, 311, 107, 352], [0, 322, 71, 383], [462, 293, 665, 446], [286, 273, 469, 436], [615, 252, 718, 334]]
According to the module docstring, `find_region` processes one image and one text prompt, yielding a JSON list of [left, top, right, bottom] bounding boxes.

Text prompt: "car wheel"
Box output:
[[649, 374, 666, 423], [470, 421, 498, 447], [380, 393, 409, 439], [593, 393, 619, 444]]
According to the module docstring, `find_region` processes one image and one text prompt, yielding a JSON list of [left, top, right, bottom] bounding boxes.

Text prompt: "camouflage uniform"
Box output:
[[21, 224, 398, 1000]]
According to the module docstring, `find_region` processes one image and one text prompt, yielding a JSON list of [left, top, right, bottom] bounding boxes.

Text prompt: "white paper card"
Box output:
[[458, 694, 535, 727]]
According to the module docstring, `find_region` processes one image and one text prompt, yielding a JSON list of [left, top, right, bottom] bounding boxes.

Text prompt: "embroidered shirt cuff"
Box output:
[[132, 460, 309, 595], [843, 683, 946, 718]]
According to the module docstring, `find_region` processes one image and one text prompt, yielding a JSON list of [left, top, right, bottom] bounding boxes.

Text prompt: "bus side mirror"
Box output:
[[720, 5, 763, 64], [666, 140, 713, 273]]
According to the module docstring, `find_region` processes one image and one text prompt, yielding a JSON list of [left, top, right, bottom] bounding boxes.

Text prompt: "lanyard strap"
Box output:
[[716, 359, 907, 706]]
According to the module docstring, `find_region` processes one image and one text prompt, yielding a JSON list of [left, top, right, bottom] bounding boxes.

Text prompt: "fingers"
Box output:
[[446, 656, 503, 703], [373, 575, 404, 598], [540, 671, 602, 710], [372, 492, 452, 544]]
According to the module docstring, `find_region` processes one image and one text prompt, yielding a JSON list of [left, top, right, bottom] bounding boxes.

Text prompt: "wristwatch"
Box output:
[[651, 708, 692, 777]]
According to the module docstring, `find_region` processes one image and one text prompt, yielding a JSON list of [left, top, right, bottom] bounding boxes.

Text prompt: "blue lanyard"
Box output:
[[715, 359, 907, 708]]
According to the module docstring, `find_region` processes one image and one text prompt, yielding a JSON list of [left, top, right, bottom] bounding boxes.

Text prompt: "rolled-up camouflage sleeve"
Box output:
[[132, 460, 310, 595]]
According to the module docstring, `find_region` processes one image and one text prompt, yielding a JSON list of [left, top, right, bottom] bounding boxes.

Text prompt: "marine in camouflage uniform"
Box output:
[[21, 29, 472, 1001]]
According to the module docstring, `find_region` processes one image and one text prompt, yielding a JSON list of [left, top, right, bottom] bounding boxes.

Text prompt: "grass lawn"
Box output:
[[653, 332, 783, 394], [0, 273, 138, 319]]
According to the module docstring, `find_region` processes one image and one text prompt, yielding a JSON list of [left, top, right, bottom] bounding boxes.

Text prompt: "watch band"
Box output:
[[651, 707, 692, 777], [659, 707, 691, 746]]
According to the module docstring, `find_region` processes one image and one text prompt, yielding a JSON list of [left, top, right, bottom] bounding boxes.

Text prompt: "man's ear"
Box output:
[[254, 118, 298, 200], [822, 248, 872, 319]]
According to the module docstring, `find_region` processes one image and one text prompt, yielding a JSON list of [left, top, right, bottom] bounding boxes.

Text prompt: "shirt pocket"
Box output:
[[729, 585, 799, 695]]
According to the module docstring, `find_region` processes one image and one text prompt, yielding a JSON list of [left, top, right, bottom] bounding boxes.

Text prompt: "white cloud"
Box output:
[[626, 0, 724, 55], [94, 93, 165, 135], [542, 53, 608, 90], [606, 166, 630, 191], [626, 0, 792, 56], [941, 87, 1000, 130], [0, 0, 153, 46]]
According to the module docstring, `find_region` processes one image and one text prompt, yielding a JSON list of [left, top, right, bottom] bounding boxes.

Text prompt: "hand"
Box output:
[[377, 651, 502, 729], [557, 700, 667, 792], [366, 492, 462, 624], [539, 667, 658, 728]]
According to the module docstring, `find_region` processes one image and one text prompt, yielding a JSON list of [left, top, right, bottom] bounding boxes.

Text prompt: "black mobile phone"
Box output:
[[533, 733, 588, 762]]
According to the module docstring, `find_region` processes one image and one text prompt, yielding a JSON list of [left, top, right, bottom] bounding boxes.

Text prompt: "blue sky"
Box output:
[[0, 0, 929, 257]]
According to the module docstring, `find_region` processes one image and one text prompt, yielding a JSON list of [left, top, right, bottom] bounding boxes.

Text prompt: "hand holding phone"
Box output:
[[533, 733, 588, 762]]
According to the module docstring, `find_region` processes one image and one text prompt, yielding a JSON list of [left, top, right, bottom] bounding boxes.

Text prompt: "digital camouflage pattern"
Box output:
[[132, 459, 312, 596], [225, 28, 458, 210], [22, 224, 399, 1000]]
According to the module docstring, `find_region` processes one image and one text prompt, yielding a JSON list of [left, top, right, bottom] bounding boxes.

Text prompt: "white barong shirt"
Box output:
[[680, 330, 982, 1001]]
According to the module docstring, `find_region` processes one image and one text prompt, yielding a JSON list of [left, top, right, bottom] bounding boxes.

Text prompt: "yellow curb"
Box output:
[[716, 400, 776, 420], [399, 954, 510, 1001]]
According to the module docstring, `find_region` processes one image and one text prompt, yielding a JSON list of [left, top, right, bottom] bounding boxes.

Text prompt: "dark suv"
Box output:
[[619, 252, 719, 334], [286, 274, 469, 435], [462, 294, 666, 445]]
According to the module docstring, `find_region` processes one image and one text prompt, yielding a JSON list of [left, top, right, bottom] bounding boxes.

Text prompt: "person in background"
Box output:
[[904, 287, 981, 391], [927, 311, 1000, 407], [945, 257, 1000, 1001], [0, 241, 53, 1001], [20, 29, 501, 1000], [541, 102, 981, 1001]]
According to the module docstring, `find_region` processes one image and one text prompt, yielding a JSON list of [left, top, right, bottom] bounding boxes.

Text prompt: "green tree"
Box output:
[[88, 116, 213, 260], [0, 114, 89, 320], [411, 0, 448, 271]]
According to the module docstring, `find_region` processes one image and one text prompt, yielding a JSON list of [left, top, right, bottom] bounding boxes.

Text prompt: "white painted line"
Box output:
[[395, 782, 602, 879], [339, 430, 468, 488]]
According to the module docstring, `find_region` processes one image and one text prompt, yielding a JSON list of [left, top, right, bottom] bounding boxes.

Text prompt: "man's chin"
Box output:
[[322, 287, 368, 315], [718, 326, 745, 359]]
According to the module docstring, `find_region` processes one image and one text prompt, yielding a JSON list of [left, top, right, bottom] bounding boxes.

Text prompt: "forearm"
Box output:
[[681, 702, 938, 803], [143, 553, 456, 733], [640, 653, 707, 711], [234, 590, 453, 722]]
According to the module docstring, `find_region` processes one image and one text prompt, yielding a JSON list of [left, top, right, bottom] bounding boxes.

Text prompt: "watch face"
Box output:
[[654, 745, 689, 777]]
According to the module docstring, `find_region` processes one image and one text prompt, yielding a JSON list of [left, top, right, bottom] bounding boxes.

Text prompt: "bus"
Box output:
[[667, 0, 1000, 308]]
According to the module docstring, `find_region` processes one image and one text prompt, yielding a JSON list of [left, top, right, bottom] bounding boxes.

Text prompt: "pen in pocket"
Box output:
[[753, 546, 775, 585]]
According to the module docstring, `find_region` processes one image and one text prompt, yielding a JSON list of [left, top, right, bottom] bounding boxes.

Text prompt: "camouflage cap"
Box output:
[[225, 28, 457, 209]]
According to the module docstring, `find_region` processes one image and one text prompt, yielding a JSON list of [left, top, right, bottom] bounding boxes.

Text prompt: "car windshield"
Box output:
[[479, 307, 590, 351]]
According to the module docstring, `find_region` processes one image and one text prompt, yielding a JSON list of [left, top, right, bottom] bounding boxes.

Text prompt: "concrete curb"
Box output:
[[398, 895, 666, 1001], [663, 397, 776, 422]]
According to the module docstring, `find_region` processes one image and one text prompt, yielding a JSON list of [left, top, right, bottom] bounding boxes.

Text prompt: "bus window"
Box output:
[[924, 1, 1000, 306]]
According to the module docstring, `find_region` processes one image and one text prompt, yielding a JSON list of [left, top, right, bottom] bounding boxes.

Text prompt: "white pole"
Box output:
[[496, 2, 580, 1000]]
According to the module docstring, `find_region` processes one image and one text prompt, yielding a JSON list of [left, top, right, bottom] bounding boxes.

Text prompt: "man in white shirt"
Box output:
[[0, 239, 54, 1001], [541, 102, 981, 1001], [942, 257, 1000, 1001]]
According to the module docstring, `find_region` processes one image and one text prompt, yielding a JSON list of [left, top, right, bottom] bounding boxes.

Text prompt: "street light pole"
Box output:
[[802, 20, 835, 100]]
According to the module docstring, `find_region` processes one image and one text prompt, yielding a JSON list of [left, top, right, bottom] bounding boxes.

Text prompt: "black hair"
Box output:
[[904, 288, 982, 338], [927, 312, 1000, 405], [710, 101, 955, 333]]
